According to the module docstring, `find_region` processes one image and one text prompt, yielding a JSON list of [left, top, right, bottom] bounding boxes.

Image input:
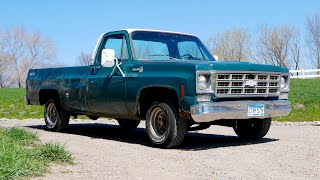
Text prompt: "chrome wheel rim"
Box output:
[[149, 107, 168, 142], [46, 103, 58, 128]]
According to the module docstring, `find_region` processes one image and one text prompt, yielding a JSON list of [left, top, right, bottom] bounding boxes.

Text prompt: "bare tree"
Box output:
[[76, 52, 92, 66], [1, 27, 25, 87], [256, 25, 298, 68], [0, 35, 6, 87], [289, 32, 302, 71], [306, 13, 320, 69], [0, 54, 11, 88], [0, 26, 56, 87], [207, 28, 251, 61]]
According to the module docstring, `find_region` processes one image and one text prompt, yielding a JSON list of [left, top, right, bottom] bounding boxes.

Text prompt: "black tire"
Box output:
[[233, 118, 271, 140], [44, 99, 70, 132], [117, 119, 140, 130], [87, 115, 99, 120], [146, 102, 187, 148]]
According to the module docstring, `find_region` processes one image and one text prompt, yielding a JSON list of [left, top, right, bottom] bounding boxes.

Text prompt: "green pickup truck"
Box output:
[[26, 29, 291, 148]]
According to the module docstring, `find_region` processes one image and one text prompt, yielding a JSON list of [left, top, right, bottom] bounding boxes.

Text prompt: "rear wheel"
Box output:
[[44, 99, 70, 132], [233, 118, 271, 140], [146, 102, 186, 148], [117, 119, 140, 130]]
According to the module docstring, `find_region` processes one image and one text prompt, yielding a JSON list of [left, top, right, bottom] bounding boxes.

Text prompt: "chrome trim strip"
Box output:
[[92, 33, 107, 60], [190, 100, 291, 123], [123, 29, 195, 36], [213, 70, 283, 74]]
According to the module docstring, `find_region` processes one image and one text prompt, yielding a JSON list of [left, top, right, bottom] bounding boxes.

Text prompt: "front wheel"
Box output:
[[44, 99, 70, 132], [233, 118, 271, 140], [146, 102, 186, 148]]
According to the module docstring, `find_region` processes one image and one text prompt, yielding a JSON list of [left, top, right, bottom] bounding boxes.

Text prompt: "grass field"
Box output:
[[0, 127, 73, 179], [274, 78, 320, 121], [0, 88, 43, 119], [0, 79, 319, 121]]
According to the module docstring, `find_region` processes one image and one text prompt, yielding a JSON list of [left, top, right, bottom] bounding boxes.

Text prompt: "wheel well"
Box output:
[[39, 89, 60, 105], [138, 87, 179, 119]]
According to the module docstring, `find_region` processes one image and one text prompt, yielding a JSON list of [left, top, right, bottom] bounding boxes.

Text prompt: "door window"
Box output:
[[100, 34, 129, 63]]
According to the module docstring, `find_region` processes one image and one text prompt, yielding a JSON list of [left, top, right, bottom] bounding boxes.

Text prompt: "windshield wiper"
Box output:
[[150, 54, 169, 57], [150, 54, 204, 60], [149, 54, 177, 60]]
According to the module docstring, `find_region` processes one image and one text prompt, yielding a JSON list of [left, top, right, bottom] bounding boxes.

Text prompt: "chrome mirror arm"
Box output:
[[109, 58, 125, 77]]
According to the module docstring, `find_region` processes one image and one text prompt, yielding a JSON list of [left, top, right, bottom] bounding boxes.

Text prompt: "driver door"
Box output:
[[86, 33, 129, 115]]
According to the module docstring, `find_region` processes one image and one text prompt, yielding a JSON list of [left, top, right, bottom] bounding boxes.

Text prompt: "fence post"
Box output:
[[302, 69, 305, 79]]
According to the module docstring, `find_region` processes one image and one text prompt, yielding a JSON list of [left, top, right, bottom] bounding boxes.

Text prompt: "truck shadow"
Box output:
[[27, 122, 278, 151]]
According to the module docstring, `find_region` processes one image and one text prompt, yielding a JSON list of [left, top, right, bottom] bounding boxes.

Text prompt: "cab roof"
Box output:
[[92, 29, 196, 59], [120, 29, 195, 36]]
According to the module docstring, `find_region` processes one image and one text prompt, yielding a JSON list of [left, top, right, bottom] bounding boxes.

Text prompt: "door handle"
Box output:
[[91, 65, 101, 70], [91, 65, 101, 75]]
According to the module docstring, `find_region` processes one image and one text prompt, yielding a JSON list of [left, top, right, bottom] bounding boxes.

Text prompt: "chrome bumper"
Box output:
[[190, 100, 291, 123]]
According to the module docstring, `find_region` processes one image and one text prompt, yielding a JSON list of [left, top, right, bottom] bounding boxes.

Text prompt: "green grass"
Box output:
[[0, 79, 320, 121], [0, 127, 73, 179], [274, 79, 320, 122], [0, 88, 43, 119]]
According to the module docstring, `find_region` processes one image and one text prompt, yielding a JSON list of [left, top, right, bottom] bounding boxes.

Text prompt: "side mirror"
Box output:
[[213, 55, 219, 61], [101, 49, 116, 67]]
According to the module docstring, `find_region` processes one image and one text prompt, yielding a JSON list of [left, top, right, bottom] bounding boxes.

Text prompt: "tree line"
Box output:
[[207, 13, 320, 71], [1, 13, 319, 88], [0, 26, 58, 88], [79, 13, 320, 70]]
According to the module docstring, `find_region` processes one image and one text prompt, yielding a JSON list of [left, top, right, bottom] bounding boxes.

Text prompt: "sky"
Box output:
[[1, 0, 320, 67]]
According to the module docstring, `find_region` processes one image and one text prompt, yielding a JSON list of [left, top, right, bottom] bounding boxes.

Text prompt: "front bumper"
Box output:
[[190, 100, 291, 123]]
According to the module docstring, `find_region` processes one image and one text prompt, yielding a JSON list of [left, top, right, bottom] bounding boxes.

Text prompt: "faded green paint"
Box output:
[[26, 30, 289, 120]]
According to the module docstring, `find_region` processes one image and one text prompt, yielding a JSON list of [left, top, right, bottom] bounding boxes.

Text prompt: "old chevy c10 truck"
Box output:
[[26, 29, 291, 148]]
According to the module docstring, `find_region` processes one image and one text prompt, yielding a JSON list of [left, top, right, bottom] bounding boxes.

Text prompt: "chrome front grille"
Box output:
[[214, 72, 280, 97]]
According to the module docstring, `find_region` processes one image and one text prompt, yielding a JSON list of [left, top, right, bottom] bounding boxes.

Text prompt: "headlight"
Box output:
[[198, 75, 208, 90], [280, 75, 290, 92], [279, 74, 290, 100], [280, 77, 286, 89], [196, 71, 215, 94]]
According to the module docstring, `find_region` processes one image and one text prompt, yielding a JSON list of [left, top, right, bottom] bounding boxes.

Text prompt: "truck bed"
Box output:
[[26, 66, 90, 106]]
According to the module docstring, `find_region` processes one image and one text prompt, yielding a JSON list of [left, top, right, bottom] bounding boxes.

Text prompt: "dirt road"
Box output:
[[0, 119, 319, 180]]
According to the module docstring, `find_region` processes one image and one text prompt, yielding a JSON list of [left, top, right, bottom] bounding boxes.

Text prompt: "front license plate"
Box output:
[[247, 104, 265, 117]]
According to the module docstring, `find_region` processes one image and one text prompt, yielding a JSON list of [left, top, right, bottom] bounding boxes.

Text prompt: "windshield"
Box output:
[[131, 31, 215, 61]]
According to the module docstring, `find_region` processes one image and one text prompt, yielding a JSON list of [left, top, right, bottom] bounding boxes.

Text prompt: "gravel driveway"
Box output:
[[0, 119, 319, 180]]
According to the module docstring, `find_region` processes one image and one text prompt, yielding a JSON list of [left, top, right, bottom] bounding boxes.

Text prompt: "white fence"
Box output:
[[289, 69, 320, 79]]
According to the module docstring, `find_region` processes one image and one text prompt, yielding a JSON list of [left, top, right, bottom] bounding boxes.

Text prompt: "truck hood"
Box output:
[[196, 61, 289, 73], [139, 60, 289, 73]]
